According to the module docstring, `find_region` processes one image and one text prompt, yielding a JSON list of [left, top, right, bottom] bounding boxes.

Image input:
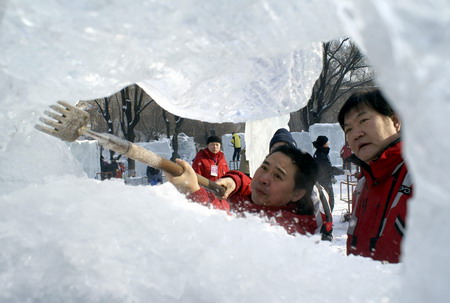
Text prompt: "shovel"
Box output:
[[35, 100, 226, 197]]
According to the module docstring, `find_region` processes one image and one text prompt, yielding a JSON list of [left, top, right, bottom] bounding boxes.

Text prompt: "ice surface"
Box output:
[[1, 0, 449, 302], [133, 140, 173, 177], [68, 140, 101, 179], [177, 133, 196, 163], [335, 2, 450, 302], [245, 114, 290, 176]]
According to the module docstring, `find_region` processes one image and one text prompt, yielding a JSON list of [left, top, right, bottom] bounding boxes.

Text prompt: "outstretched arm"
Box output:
[[331, 166, 344, 176], [165, 159, 201, 194]]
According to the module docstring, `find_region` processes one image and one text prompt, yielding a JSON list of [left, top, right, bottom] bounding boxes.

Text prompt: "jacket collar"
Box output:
[[315, 146, 330, 154], [349, 138, 403, 182], [202, 148, 221, 160]]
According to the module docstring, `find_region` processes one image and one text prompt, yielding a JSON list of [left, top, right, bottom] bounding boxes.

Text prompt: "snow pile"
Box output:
[[177, 133, 196, 163], [0, 176, 401, 302]]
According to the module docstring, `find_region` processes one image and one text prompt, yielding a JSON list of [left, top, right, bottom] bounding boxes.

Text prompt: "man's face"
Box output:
[[251, 152, 304, 207], [343, 105, 401, 163], [207, 142, 221, 154]]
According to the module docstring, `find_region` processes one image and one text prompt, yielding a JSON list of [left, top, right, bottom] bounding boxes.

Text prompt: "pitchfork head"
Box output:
[[35, 100, 90, 142]]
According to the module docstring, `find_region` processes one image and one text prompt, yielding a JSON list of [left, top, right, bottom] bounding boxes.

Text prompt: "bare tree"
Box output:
[[294, 38, 374, 130], [94, 97, 117, 160], [114, 84, 153, 175], [162, 109, 185, 161], [138, 103, 166, 142], [92, 84, 153, 176]]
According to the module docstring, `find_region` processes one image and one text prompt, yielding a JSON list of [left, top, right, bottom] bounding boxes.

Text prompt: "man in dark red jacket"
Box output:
[[167, 145, 319, 236], [340, 141, 353, 171], [338, 89, 413, 263], [192, 135, 229, 181]]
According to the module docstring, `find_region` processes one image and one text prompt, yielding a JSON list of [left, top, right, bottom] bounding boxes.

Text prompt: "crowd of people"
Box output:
[[103, 88, 412, 264], [166, 88, 413, 264]]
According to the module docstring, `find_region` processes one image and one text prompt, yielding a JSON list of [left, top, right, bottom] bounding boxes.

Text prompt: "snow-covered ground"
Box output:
[[1, 170, 401, 303]]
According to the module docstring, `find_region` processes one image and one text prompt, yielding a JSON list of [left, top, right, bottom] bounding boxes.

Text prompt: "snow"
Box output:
[[1, 0, 449, 302], [245, 114, 291, 176], [1, 175, 399, 302], [67, 140, 101, 179]]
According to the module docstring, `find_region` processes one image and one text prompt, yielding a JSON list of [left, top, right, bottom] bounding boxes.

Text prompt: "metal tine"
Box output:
[[35, 124, 60, 138], [44, 110, 64, 123], [51, 100, 90, 119], [57, 100, 80, 112], [36, 100, 90, 142], [49, 104, 69, 116], [39, 116, 62, 130]]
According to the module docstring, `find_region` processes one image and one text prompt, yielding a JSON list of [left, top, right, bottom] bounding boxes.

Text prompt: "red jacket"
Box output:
[[340, 144, 352, 160], [347, 140, 412, 263], [188, 170, 318, 235], [192, 148, 229, 181]]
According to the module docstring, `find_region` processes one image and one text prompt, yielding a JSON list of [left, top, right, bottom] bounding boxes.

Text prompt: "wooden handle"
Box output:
[[126, 143, 226, 197], [84, 131, 226, 197], [195, 174, 227, 197]]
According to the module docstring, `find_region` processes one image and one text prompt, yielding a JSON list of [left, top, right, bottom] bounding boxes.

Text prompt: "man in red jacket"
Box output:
[[338, 89, 413, 263], [192, 135, 229, 181], [167, 145, 319, 236], [340, 141, 353, 171]]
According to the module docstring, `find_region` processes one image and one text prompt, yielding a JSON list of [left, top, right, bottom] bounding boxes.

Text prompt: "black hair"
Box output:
[[338, 89, 396, 130], [269, 144, 318, 215]]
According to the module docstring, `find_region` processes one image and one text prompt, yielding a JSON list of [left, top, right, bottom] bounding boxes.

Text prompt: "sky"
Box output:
[[1, 0, 449, 302]]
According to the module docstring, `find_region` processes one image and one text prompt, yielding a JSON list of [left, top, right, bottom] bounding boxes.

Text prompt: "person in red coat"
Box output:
[[192, 135, 229, 181], [338, 89, 413, 263], [167, 144, 319, 236], [340, 141, 353, 171]]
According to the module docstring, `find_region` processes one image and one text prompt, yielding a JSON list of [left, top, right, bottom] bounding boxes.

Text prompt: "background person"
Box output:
[[340, 141, 353, 171], [146, 166, 162, 185], [312, 136, 344, 211], [192, 135, 229, 181], [338, 89, 412, 263], [231, 132, 242, 163]]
